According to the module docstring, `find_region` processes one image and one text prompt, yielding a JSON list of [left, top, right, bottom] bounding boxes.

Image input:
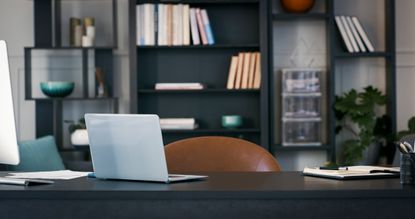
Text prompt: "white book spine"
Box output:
[[157, 4, 164, 46], [335, 16, 353, 53], [183, 5, 190, 46], [136, 5, 142, 46], [172, 5, 179, 45], [189, 8, 200, 45], [140, 5, 145, 45], [150, 4, 155, 45], [352, 16, 375, 52], [346, 16, 366, 52], [341, 15, 359, 52]]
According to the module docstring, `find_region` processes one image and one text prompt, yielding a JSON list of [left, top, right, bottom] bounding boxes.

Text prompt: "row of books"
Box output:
[[160, 118, 198, 130], [136, 4, 215, 46], [226, 52, 261, 90], [335, 15, 375, 53], [155, 83, 205, 90]]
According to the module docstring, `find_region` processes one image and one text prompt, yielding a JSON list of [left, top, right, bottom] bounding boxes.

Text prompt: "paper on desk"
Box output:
[[6, 170, 91, 180]]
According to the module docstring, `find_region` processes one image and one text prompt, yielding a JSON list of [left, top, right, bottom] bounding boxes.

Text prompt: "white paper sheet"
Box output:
[[6, 170, 91, 180]]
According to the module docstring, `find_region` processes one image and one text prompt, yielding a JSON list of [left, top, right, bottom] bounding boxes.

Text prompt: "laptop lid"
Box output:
[[85, 114, 169, 182]]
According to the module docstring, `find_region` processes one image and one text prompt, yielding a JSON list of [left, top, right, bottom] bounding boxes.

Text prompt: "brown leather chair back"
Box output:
[[165, 136, 280, 173]]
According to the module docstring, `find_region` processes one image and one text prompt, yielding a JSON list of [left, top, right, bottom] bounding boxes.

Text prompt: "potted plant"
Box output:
[[334, 86, 392, 165], [65, 118, 89, 145]]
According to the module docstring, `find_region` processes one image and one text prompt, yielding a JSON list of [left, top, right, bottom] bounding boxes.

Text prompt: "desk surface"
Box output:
[[1, 172, 415, 219], [1, 172, 414, 200]]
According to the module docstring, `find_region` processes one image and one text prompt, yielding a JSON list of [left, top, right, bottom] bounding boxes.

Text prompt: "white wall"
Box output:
[[0, 0, 413, 170]]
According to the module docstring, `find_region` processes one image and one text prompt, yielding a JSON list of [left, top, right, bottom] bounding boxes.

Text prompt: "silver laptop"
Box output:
[[85, 114, 207, 183]]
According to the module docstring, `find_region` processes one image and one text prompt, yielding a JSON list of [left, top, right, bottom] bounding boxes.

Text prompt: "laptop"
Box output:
[[84, 114, 207, 183]]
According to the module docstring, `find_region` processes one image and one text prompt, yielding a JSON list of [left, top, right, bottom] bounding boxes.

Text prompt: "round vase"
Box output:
[[70, 129, 89, 145], [280, 0, 316, 13]]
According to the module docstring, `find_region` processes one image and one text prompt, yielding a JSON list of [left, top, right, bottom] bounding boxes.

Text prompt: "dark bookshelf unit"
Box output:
[[28, 0, 118, 153], [270, 0, 396, 162], [129, 0, 270, 148]]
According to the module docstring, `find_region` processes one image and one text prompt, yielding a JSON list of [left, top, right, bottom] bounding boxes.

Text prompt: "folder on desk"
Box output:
[[303, 166, 400, 180]]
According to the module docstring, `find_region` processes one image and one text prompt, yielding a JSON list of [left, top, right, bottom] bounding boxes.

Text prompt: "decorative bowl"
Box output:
[[281, 0, 315, 13], [221, 115, 243, 129], [40, 81, 75, 98]]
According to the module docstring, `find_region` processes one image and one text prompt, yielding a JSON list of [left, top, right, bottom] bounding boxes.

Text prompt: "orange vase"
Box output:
[[281, 0, 316, 13]]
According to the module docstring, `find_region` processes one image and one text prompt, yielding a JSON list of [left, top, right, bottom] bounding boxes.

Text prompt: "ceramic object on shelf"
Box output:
[[40, 81, 74, 98], [70, 129, 89, 146], [221, 115, 242, 129], [280, 0, 315, 13]]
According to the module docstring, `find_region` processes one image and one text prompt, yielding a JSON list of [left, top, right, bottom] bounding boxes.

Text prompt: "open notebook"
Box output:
[[303, 166, 400, 180]]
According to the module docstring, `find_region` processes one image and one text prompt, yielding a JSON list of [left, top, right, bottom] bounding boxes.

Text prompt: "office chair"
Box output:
[[165, 136, 280, 173]]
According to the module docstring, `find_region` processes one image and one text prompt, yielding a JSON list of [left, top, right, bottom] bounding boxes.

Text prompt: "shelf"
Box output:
[[25, 46, 115, 50], [273, 145, 331, 151], [273, 13, 329, 21], [162, 128, 260, 134], [30, 97, 118, 101], [136, 44, 259, 49], [334, 52, 392, 58], [138, 89, 260, 94]]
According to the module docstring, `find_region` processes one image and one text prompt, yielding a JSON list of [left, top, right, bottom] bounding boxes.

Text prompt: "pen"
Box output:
[[319, 166, 348, 170]]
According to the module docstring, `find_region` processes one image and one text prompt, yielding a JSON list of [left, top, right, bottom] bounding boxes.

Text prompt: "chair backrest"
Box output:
[[165, 136, 280, 173], [8, 135, 65, 171]]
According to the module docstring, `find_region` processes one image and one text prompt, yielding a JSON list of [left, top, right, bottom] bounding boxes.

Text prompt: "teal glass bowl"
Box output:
[[40, 81, 75, 98]]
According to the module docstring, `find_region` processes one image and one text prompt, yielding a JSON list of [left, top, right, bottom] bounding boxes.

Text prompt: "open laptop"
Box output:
[[84, 114, 207, 183]]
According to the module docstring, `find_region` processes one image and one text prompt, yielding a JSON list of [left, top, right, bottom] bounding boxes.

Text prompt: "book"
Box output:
[[160, 118, 196, 125], [196, 8, 208, 45], [226, 56, 239, 89], [247, 53, 257, 89], [155, 83, 205, 90], [253, 52, 261, 89], [352, 16, 375, 52], [334, 16, 353, 53], [172, 5, 182, 46], [346, 16, 366, 52], [183, 5, 190, 46], [234, 53, 244, 89], [157, 4, 166, 46], [167, 4, 173, 46], [241, 53, 251, 89], [341, 16, 359, 52], [303, 166, 400, 180], [189, 8, 200, 45], [136, 5, 142, 45], [201, 9, 215, 45], [143, 4, 155, 46]]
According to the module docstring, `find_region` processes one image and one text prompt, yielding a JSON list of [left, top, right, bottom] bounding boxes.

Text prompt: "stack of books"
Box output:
[[136, 4, 215, 46], [155, 83, 205, 90], [335, 15, 375, 53], [160, 118, 198, 130], [226, 52, 261, 89]]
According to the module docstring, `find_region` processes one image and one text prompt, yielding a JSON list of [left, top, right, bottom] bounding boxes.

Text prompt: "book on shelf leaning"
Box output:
[[335, 15, 375, 53], [226, 52, 261, 90]]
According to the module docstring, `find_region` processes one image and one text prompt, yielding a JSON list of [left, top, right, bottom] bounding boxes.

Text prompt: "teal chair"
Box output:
[[8, 135, 66, 172]]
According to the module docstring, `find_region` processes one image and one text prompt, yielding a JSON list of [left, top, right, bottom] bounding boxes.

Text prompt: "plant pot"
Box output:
[[280, 0, 316, 13], [358, 142, 381, 165], [70, 129, 89, 145]]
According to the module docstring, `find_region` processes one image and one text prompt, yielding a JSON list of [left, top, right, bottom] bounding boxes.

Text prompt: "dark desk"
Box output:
[[0, 172, 414, 219]]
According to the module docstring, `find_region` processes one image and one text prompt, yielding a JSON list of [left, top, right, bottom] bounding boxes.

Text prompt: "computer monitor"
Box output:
[[0, 40, 20, 165]]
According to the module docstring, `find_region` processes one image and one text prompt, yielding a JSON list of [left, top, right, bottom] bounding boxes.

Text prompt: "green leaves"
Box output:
[[65, 118, 86, 134], [334, 86, 387, 165]]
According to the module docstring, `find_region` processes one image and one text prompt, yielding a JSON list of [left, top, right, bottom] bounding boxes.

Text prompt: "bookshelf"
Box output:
[[28, 0, 118, 152], [270, 0, 396, 162], [129, 0, 270, 148]]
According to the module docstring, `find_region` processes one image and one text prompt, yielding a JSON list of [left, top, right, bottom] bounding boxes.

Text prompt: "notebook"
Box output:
[[303, 166, 400, 180]]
